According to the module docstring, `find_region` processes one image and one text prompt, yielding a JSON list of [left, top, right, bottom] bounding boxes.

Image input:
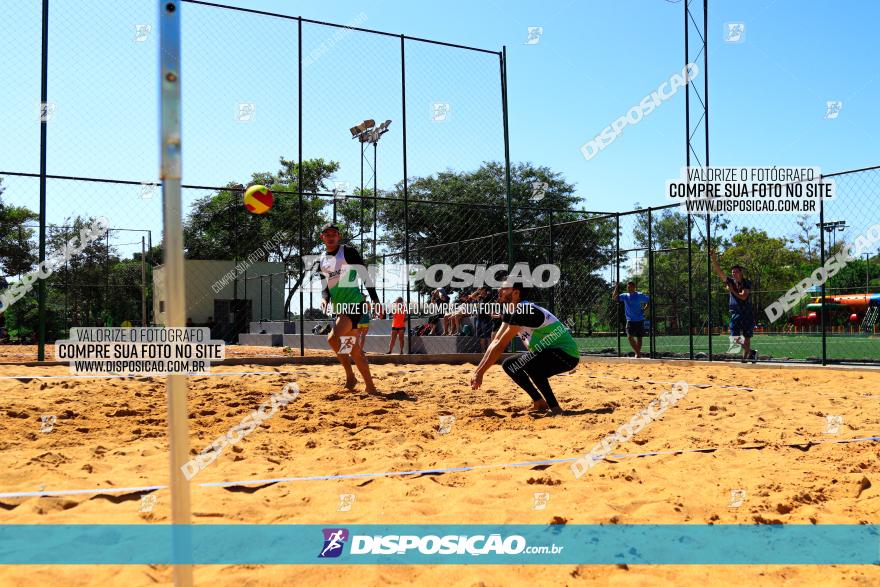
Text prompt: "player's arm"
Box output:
[[612, 283, 620, 301], [710, 253, 742, 296], [320, 283, 330, 312], [318, 259, 331, 312], [474, 322, 519, 379], [709, 250, 728, 282], [343, 245, 380, 304], [730, 283, 750, 301]]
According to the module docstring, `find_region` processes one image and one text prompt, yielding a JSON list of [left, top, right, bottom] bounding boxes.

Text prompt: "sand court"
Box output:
[[1, 358, 878, 584]]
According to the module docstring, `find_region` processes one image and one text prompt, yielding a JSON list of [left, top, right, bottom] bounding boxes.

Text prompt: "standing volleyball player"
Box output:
[[318, 223, 381, 392], [470, 280, 580, 416]]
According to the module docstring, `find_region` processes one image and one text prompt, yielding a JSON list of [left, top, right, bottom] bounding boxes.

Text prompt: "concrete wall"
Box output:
[[153, 260, 285, 325], [250, 317, 431, 335], [276, 334, 483, 354]]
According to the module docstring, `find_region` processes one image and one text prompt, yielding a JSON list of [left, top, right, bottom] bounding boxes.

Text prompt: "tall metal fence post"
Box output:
[[615, 213, 621, 356], [706, 214, 712, 360], [703, 0, 712, 361], [687, 214, 694, 359], [37, 0, 49, 360], [501, 46, 514, 270], [105, 231, 110, 314], [297, 17, 305, 356], [400, 35, 411, 354], [141, 236, 147, 327], [159, 1, 193, 583], [820, 183, 826, 365], [684, 0, 692, 361], [548, 208, 554, 313], [647, 208, 655, 358]]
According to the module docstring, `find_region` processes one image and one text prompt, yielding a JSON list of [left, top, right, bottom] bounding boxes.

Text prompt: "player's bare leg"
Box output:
[[347, 339, 377, 394], [327, 316, 357, 389]]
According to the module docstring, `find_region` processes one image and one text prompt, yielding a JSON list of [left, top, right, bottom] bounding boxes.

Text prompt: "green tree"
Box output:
[[0, 179, 38, 277], [629, 209, 730, 336], [45, 217, 119, 331], [794, 214, 819, 262], [183, 157, 339, 263], [381, 162, 611, 327]]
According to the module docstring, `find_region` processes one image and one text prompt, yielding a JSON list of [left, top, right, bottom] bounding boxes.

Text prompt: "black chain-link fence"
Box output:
[[2, 2, 880, 365]]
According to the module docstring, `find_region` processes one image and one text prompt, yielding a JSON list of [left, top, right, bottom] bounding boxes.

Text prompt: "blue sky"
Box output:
[[1, 0, 878, 249]]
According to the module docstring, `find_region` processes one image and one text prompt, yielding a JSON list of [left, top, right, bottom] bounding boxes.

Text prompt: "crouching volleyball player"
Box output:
[[470, 280, 580, 416]]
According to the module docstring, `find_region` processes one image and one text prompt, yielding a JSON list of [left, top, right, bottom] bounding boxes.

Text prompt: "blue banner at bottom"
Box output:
[[0, 524, 877, 565]]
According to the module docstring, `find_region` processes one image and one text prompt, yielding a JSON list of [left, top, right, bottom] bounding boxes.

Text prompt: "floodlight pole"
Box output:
[[160, 1, 193, 584], [400, 35, 411, 354], [141, 236, 147, 327], [360, 141, 365, 253], [298, 16, 304, 355], [373, 141, 378, 259]]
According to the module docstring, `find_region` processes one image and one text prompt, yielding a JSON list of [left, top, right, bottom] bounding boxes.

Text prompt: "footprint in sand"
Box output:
[[479, 408, 506, 418]]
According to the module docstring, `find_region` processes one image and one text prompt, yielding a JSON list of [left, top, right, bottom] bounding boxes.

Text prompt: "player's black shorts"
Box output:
[[339, 313, 362, 330], [730, 311, 754, 338], [626, 320, 645, 337]]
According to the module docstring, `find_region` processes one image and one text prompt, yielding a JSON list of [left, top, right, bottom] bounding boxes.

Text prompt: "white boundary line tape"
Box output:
[[0, 370, 305, 381], [3, 436, 876, 499], [1, 485, 166, 499]]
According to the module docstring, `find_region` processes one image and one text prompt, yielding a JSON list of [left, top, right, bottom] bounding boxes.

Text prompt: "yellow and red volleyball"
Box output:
[[244, 185, 273, 214]]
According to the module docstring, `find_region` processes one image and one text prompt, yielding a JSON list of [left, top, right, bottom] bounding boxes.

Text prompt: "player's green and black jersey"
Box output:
[[319, 244, 379, 313], [501, 301, 579, 359]]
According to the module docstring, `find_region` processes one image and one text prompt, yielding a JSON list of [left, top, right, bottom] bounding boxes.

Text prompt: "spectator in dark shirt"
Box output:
[[474, 286, 496, 351], [426, 288, 449, 335]]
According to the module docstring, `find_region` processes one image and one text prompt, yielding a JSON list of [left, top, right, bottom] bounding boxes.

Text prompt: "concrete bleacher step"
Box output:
[[270, 334, 484, 354], [249, 321, 297, 334], [238, 333, 283, 347], [247, 318, 432, 336]]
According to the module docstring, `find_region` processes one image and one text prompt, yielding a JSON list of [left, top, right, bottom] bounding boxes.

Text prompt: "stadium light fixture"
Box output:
[[349, 119, 375, 139], [367, 119, 392, 144], [817, 220, 848, 252]]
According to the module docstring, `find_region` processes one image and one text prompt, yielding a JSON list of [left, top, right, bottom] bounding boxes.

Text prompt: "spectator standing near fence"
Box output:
[[427, 288, 449, 335], [474, 286, 496, 352], [387, 296, 406, 354], [613, 281, 650, 358]]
